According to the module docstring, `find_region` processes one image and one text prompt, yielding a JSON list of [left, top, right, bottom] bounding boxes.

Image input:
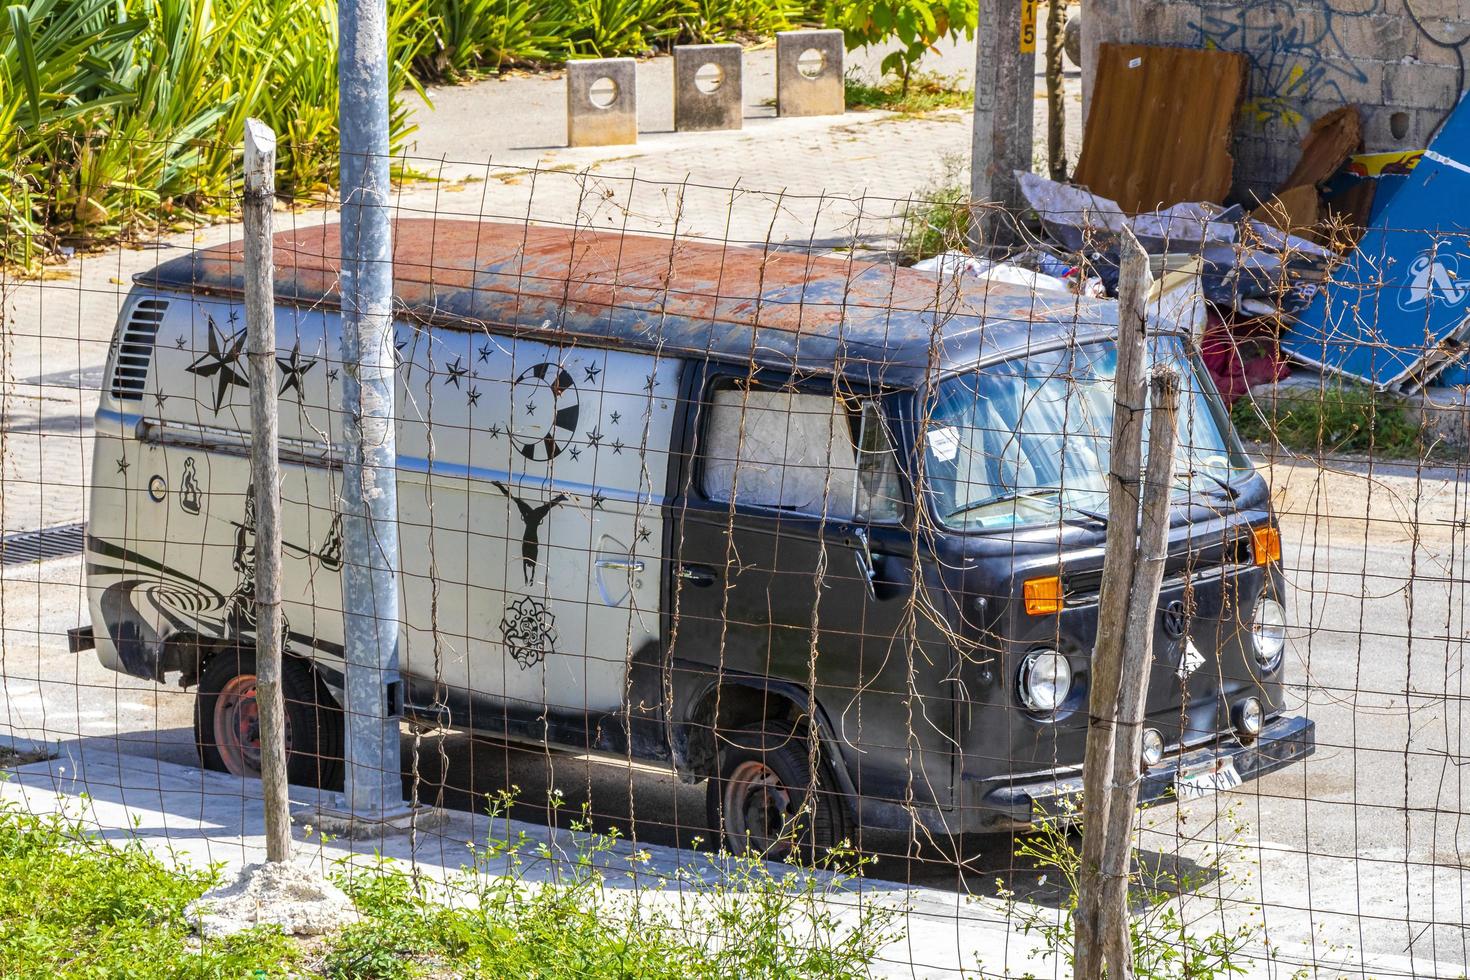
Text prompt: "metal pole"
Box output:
[[969, 0, 1037, 250], [243, 118, 291, 863], [338, 0, 403, 817]]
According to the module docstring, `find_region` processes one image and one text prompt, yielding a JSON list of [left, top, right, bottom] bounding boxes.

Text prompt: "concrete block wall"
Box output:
[[1083, 0, 1470, 200]]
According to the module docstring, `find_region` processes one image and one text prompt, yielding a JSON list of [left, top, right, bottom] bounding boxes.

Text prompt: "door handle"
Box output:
[[675, 564, 716, 587], [595, 557, 646, 573]]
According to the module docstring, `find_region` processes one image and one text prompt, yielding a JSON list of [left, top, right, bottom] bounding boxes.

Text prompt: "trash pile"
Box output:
[[934, 41, 1470, 400]]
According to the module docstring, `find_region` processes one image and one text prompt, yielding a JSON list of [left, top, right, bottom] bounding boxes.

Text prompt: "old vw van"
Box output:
[[85, 220, 1314, 854]]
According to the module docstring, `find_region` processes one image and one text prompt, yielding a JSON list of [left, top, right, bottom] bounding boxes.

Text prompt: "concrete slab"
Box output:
[[673, 44, 743, 132], [776, 30, 845, 117], [566, 59, 638, 147]]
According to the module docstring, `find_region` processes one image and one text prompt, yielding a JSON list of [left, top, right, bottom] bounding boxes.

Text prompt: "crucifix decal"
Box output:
[[492, 481, 568, 586]]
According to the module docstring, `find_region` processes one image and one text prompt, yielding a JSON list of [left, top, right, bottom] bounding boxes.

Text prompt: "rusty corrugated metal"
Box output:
[[137, 220, 1117, 383]]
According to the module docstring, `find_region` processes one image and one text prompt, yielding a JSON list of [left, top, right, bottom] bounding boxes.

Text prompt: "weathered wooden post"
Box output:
[[1097, 366, 1180, 979], [1073, 226, 1152, 978], [243, 117, 290, 864], [1046, 0, 1068, 180]]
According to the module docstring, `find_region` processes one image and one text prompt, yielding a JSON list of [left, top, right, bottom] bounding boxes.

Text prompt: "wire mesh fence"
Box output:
[[0, 136, 1467, 978]]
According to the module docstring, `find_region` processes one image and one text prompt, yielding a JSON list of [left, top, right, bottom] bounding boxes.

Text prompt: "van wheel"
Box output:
[[707, 722, 851, 862], [195, 646, 343, 790]]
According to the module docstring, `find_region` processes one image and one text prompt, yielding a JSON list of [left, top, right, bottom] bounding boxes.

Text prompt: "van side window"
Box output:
[[702, 387, 858, 518], [854, 400, 904, 522]]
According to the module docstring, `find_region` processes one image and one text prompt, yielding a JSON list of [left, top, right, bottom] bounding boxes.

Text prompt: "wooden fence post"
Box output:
[[1074, 227, 1152, 979], [244, 117, 290, 865], [1098, 367, 1180, 979]]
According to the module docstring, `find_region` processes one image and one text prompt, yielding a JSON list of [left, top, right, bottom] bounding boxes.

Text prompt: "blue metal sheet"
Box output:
[[1282, 92, 1470, 390]]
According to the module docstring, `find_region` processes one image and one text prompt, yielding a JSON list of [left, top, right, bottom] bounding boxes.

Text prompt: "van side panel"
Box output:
[[392, 326, 680, 717], [89, 285, 680, 728]]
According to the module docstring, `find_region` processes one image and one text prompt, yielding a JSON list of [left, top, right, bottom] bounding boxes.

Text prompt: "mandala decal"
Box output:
[[500, 596, 557, 670], [509, 362, 579, 462]]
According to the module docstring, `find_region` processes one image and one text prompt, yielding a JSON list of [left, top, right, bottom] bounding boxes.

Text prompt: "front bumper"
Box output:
[[982, 714, 1316, 826]]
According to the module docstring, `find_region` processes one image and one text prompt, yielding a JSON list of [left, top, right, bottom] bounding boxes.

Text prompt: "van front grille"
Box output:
[[109, 299, 169, 400]]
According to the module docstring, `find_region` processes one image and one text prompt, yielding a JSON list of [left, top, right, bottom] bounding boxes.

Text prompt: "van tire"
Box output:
[[706, 722, 852, 862], [195, 646, 344, 790]]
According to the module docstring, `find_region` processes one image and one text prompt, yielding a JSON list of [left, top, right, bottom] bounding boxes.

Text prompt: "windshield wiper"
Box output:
[[1066, 505, 1110, 528], [1175, 469, 1238, 501], [946, 487, 1059, 521]]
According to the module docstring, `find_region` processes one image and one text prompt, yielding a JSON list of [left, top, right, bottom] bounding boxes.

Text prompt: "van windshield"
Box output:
[[923, 336, 1246, 531]]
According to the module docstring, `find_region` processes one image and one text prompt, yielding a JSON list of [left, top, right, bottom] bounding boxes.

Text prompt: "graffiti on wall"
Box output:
[[1188, 0, 1380, 130]]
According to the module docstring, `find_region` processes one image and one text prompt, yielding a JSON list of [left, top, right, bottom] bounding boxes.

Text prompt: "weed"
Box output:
[[0, 802, 297, 978], [844, 71, 972, 115], [899, 154, 970, 263], [991, 805, 1265, 980], [1230, 381, 1428, 460]]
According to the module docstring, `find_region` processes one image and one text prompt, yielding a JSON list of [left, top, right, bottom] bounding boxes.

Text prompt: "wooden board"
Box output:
[[1073, 44, 1248, 214]]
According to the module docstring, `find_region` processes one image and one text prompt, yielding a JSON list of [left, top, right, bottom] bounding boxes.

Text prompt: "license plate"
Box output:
[[1174, 759, 1243, 801]]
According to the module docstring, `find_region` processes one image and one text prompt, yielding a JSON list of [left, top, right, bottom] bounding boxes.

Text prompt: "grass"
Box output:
[[0, 793, 899, 979], [0, 803, 299, 978], [843, 71, 972, 115], [1230, 382, 1430, 460]]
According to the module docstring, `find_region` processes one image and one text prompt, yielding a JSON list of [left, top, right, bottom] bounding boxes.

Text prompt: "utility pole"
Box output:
[[243, 118, 290, 864], [336, 0, 404, 821], [970, 0, 1037, 250]]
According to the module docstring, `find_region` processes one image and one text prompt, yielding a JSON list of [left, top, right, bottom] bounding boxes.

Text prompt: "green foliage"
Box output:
[[843, 69, 970, 114], [828, 0, 975, 92], [1230, 382, 1427, 459], [0, 0, 430, 264], [899, 154, 969, 263], [0, 803, 298, 978], [995, 810, 1263, 980], [325, 793, 900, 980]]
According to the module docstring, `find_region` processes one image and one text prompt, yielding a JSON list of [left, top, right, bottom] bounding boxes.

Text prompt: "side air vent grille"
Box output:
[[109, 299, 169, 400]]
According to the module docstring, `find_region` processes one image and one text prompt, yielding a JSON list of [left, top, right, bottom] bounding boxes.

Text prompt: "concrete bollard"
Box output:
[[566, 58, 637, 147], [776, 30, 844, 117], [673, 44, 743, 132]]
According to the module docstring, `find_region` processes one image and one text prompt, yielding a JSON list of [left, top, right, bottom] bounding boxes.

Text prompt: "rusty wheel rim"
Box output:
[[214, 673, 294, 779], [722, 759, 794, 858]]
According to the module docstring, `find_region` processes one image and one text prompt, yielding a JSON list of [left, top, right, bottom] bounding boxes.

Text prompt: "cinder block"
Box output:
[[566, 58, 637, 147], [1362, 105, 1436, 150], [776, 30, 844, 117], [674, 44, 743, 131], [1383, 62, 1460, 115], [1327, 11, 1407, 65]]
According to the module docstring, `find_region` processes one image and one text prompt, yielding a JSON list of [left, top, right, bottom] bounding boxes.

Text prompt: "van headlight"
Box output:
[[1018, 650, 1072, 713], [1252, 597, 1286, 670]]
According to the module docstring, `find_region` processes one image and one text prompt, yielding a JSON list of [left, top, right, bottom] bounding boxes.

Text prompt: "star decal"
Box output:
[[637, 524, 651, 543], [467, 386, 481, 407], [568, 446, 582, 461], [174, 335, 187, 349], [445, 357, 468, 389], [643, 374, 657, 392], [609, 411, 621, 425], [477, 342, 492, 363], [611, 439, 625, 455], [116, 457, 130, 475], [276, 341, 318, 398], [186, 314, 250, 412], [153, 391, 169, 409], [583, 364, 601, 383], [590, 492, 607, 510], [586, 428, 603, 448], [327, 367, 339, 382], [488, 423, 503, 440], [524, 400, 536, 416]]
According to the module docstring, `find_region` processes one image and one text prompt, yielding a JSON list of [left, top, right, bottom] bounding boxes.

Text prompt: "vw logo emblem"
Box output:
[[1161, 600, 1187, 638]]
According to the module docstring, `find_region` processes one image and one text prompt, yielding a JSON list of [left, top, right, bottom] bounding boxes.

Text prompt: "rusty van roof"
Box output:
[[137, 219, 1118, 385]]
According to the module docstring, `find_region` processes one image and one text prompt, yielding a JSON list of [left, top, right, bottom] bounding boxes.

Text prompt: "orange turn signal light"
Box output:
[[1023, 575, 1064, 616], [1251, 526, 1281, 566]]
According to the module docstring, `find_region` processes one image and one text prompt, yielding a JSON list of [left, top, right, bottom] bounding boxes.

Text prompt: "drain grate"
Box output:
[[0, 522, 87, 565]]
